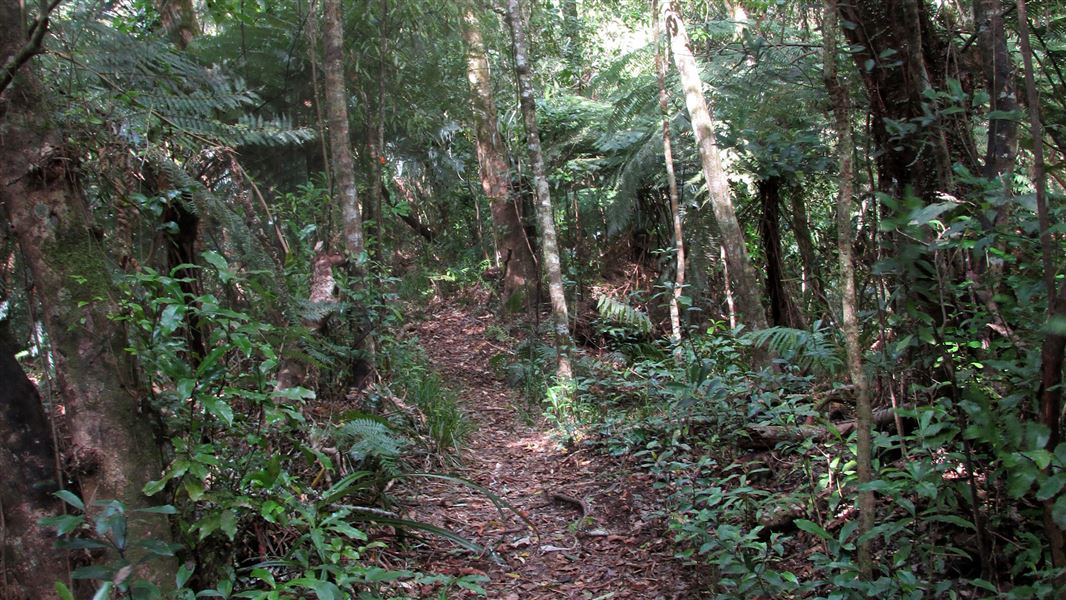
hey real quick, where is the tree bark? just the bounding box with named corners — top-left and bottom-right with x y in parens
top-left (973, 0), bottom-right (1018, 180)
top-left (664, 1), bottom-right (767, 333)
top-left (824, 0), bottom-right (875, 578)
top-left (322, 0), bottom-right (366, 269)
top-left (758, 177), bottom-right (803, 329)
top-left (835, 0), bottom-right (978, 202)
top-left (653, 0), bottom-right (686, 352)
top-left (365, 0), bottom-right (389, 264)
top-left (1015, 0), bottom-right (1066, 569)
top-left (157, 0), bottom-right (198, 50)
top-left (0, 319), bottom-right (65, 599)
top-left (463, 6), bottom-right (537, 310)
top-left (506, 0), bottom-right (573, 380)
top-left (0, 7), bottom-right (173, 584)
top-left (788, 190), bottom-right (826, 313)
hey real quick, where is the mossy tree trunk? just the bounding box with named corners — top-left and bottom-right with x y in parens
top-left (0, 1), bottom-right (173, 584)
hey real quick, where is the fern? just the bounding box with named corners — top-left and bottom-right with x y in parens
top-left (596, 295), bottom-right (653, 335)
top-left (334, 417), bottom-right (406, 479)
top-left (741, 323), bottom-right (844, 374)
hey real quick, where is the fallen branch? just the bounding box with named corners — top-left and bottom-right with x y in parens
top-left (741, 406), bottom-right (907, 449)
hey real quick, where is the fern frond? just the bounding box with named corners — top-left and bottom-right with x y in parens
top-left (596, 295), bottom-right (652, 335)
top-left (741, 324), bottom-right (843, 374)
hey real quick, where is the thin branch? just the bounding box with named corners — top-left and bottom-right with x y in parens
top-left (0, 0), bottom-right (64, 97)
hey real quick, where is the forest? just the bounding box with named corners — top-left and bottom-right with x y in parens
top-left (1, 0), bottom-right (1065, 598)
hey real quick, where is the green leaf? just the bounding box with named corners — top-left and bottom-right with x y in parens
top-left (1023, 449), bottom-right (1053, 470)
top-left (176, 562), bottom-right (195, 588)
top-left (927, 514), bottom-right (974, 529)
top-left (907, 201), bottom-right (957, 226)
top-left (159, 304), bottom-right (183, 334)
top-left (1054, 495), bottom-right (1066, 531)
top-left (250, 568), bottom-right (276, 588)
top-left (40, 514), bottom-right (84, 536)
top-left (1007, 468), bottom-right (1037, 498)
top-left (139, 539), bottom-right (178, 557)
top-left (201, 250), bottom-right (229, 274)
top-left (184, 478), bottom-right (205, 501)
top-left (134, 504), bottom-right (178, 515)
top-left (56, 582), bottom-right (76, 600)
top-left (1036, 473), bottom-right (1066, 501)
top-left (290, 578), bottom-right (342, 600)
top-left (92, 582), bottom-right (114, 600)
top-left (794, 519), bottom-right (832, 540)
top-left (54, 490), bottom-right (85, 511)
top-left (176, 378), bottom-right (196, 401)
top-left (204, 397), bottom-right (234, 426)
top-left (143, 478), bottom-right (167, 497)
top-left (72, 565), bottom-right (111, 580)
top-left (220, 509), bottom-right (238, 541)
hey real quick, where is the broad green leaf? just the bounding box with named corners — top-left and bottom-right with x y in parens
top-left (220, 509), bottom-right (238, 540)
top-left (54, 489), bottom-right (84, 511)
top-left (184, 478), bottom-right (205, 501)
top-left (40, 514), bottom-right (84, 536)
top-left (794, 519), bottom-right (832, 540)
top-left (907, 201), bottom-right (957, 226)
top-left (1036, 473), bottom-right (1066, 501)
top-left (176, 562), bottom-right (195, 588)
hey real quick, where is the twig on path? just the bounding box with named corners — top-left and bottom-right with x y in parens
top-left (542, 490), bottom-right (591, 518)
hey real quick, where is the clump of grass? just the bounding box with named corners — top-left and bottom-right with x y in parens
top-left (408, 371), bottom-right (472, 458)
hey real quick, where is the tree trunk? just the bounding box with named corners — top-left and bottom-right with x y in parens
top-left (824, 0), bottom-right (875, 578)
top-left (322, 0), bottom-right (366, 268)
top-left (0, 319), bottom-right (66, 598)
top-left (506, 0), bottom-right (573, 380)
top-left (0, 11), bottom-right (173, 585)
top-left (664, 1), bottom-right (767, 333)
top-left (1015, 0), bottom-right (1066, 569)
top-left (463, 7), bottom-right (537, 310)
top-left (788, 190), bottom-right (826, 313)
top-left (366, 0), bottom-right (389, 264)
top-left (973, 0), bottom-right (1018, 181)
top-left (835, 0), bottom-right (978, 202)
top-left (157, 0), bottom-right (198, 49)
top-left (758, 177), bottom-right (803, 328)
top-left (562, 0), bottom-right (583, 91)
top-left (653, 0), bottom-right (686, 352)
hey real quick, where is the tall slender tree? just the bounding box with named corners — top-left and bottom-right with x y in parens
top-left (322, 0), bottom-right (366, 267)
top-left (463, 6), bottom-right (537, 309)
top-left (505, 0), bottom-right (573, 380)
top-left (652, 0), bottom-right (686, 352)
top-left (823, 0), bottom-right (875, 578)
top-left (663, 1), bottom-right (767, 333)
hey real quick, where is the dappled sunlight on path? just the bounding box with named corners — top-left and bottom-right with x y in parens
top-left (397, 301), bottom-right (702, 599)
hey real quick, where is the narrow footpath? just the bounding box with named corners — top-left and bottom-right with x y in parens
top-left (397, 300), bottom-right (700, 599)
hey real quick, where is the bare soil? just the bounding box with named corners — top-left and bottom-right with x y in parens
top-left (393, 299), bottom-right (703, 599)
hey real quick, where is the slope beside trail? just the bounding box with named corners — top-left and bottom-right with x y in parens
top-left (395, 299), bottom-right (702, 599)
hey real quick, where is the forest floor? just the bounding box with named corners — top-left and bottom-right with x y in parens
top-left (392, 295), bottom-right (703, 599)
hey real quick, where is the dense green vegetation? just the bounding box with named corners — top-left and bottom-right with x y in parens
top-left (1, 0), bottom-right (1065, 598)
